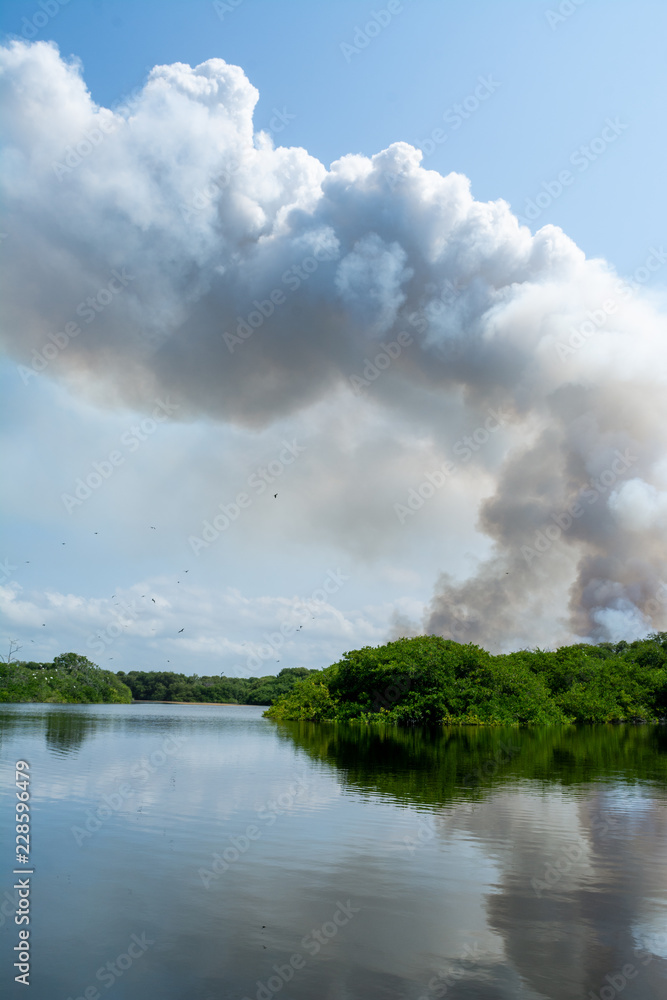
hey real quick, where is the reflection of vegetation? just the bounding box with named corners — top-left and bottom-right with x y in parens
top-left (265, 635), bottom-right (667, 725)
top-left (118, 667), bottom-right (318, 704)
top-left (45, 711), bottom-right (96, 755)
top-left (274, 721), bottom-right (667, 809)
top-left (0, 653), bottom-right (132, 703)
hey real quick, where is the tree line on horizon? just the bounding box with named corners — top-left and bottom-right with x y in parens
top-left (4, 635), bottom-right (667, 722)
top-left (116, 666), bottom-right (318, 705)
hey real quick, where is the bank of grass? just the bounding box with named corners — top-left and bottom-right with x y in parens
top-left (264, 634), bottom-right (667, 725)
top-left (0, 653), bottom-right (132, 703)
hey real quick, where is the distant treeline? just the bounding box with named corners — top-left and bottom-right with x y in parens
top-left (0, 658), bottom-right (319, 706)
top-left (265, 634), bottom-right (667, 725)
top-left (0, 653), bottom-right (132, 703)
top-left (116, 667), bottom-right (319, 705)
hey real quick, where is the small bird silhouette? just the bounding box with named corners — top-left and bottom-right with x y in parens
top-left (150, 526), bottom-right (156, 530)
top-left (178, 628), bottom-right (184, 633)
top-left (273, 493), bottom-right (278, 499)
top-left (151, 598), bottom-right (156, 603)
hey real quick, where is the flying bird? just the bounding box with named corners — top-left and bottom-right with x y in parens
top-left (273, 494), bottom-right (278, 499)
top-left (178, 628), bottom-right (184, 633)
top-left (151, 598), bottom-right (156, 603)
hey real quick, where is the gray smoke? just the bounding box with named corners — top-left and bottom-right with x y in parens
top-left (2, 41), bottom-right (667, 648)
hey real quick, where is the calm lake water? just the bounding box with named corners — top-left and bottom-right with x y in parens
top-left (1, 704), bottom-right (666, 1000)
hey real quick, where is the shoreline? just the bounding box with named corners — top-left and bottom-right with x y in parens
top-left (131, 699), bottom-right (255, 706)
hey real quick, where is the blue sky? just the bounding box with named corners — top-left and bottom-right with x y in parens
top-left (2, 0), bottom-right (667, 675)
top-left (3, 0), bottom-right (666, 272)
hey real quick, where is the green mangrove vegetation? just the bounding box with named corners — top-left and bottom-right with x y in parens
top-left (0, 659), bottom-right (320, 706)
top-left (116, 666), bottom-right (318, 705)
top-left (264, 634), bottom-right (667, 725)
top-left (0, 653), bottom-right (132, 703)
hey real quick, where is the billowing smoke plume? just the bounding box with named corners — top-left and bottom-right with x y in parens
top-left (2, 41), bottom-right (667, 648)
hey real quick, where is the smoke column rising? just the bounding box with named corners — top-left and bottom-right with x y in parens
top-left (2, 41), bottom-right (667, 649)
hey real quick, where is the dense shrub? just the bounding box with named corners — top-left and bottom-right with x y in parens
top-left (264, 633), bottom-right (667, 726)
top-left (0, 653), bottom-right (132, 704)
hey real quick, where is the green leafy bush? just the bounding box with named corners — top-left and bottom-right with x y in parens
top-left (0, 653), bottom-right (132, 704)
top-left (264, 633), bottom-right (667, 726)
